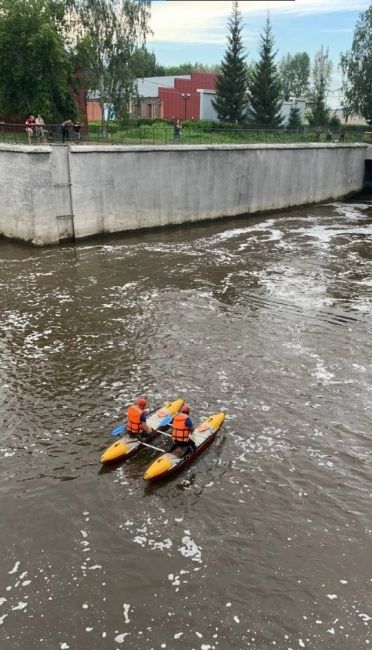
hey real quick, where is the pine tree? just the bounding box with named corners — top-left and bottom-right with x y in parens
top-left (307, 47), bottom-right (332, 127)
top-left (247, 17), bottom-right (283, 127)
top-left (212, 1), bottom-right (248, 123)
top-left (287, 105), bottom-right (303, 129)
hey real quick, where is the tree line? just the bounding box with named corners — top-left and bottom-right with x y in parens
top-left (0, 0), bottom-right (370, 126)
top-left (212, 1), bottom-right (371, 128)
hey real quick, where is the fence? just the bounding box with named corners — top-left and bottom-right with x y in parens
top-left (0, 121), bottom-right (369, 146)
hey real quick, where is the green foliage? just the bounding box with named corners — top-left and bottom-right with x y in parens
top-left (131, 47), bottom-right (165, 78)
top-left (247, 17), bottom-right (283, 127)
top-left (68, 0), bottom-right (151, 124)
top-left (0, 0), bottom-right (76, 121)
top-left (340, 6), bottom-right (372, 125)
top-left (162, 62), bottom-right (220, 76)
top-left (307, 47), bottom-right (332, 127)
top-left (212, 1), bottom-right (248, 124)
top-left (329, 114), bottom-right (341, 130)
top-left (287, 105), bottom-right (303, 129)
top-left (279, 52), bottom-right (310, 100)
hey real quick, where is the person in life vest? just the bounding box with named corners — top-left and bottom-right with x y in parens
top-left (170, 404), bottom-right (196, 453)
top-left (126, 398), bottom-right (152, 438)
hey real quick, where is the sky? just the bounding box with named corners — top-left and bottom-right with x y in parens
top-left (147, 0), bottom-right (371, 108)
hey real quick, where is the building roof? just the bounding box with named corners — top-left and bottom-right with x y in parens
top-left (136, 76), bottom-right (191, 98)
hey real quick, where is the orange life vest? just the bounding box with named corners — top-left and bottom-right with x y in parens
top-left (127, 404), bottom-right (144, 434)
top-left (172, 413), bottom-right (191, 443)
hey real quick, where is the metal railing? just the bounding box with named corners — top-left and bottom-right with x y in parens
top-left (0, 122), bottom-right (369, 146)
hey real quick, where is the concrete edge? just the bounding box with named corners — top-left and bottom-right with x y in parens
top-left (69, 143), bottom-right (368, 153)
top-left (0, 143), bottom-right (52, 154)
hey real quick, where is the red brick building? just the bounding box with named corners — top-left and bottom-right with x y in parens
top-left (158, 72), bottom-right (216, 120)
top-left (86, 72), bottom-right (218, 123)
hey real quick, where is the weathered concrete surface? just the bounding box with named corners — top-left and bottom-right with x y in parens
top-left (68, 143), bottom-right (368, 241)
top-left (366, 145), bottom-right (372, 160)
top-left (0, 142), bottom-right (368, 245)
top-left (0, 144), bottom-right (53, 245)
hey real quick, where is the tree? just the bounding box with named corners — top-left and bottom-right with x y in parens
top-left (340, 6), bottom-right (372, 125)
top-left (287, 104), bottom-right (303, 129)
top-left (279, 52), bottom-right (310, 100)
top-left (0, 0), bottom-right (76, 121)
top-left (67, 0), bottom-right (151, 125)
top-left (307, 47), bottom-right (332, 127)
top-left (247, 16), bottom-right (283, 127)
top-left (131, 47), bottom-right (165, 78)
top-left (163, 62), bottom-right (221, 76)
top-left (212, 1), bottom-right (248, 123)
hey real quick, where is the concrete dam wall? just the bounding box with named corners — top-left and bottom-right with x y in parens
top-left (0, 142), bottom-right (368, 246)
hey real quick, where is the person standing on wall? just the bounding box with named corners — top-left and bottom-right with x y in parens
top-left (174, 119), bottom-right (181, 141)
top-left (73, 120), bottom-right (82, 143)
top-left (35, 115), bottom-right (45, 143)
top-left (25, 115), bottom-right (35, 145)
top-left (61, 119), bottom-right (73, 143)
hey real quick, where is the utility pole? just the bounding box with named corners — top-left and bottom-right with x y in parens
top-left (181, 93), bottom-right (191, 119)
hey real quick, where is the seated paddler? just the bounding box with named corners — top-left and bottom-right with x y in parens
top-left (170, 404), bottom-right (196, 454)
top-left (126, 398), bottom-right (152, 438)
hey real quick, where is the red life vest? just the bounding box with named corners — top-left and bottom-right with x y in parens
top-left (172, 413), bottom-right (191, 443)
top-left (127, 405), bottom-right (144, 434)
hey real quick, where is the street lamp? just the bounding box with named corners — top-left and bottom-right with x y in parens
top-left (181, 93), bottom-right (190, 119)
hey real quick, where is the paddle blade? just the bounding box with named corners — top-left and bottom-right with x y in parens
top-left (112, 423), bottom-right (126, 437)
top-left (159, 415), bottom-right (172, 428)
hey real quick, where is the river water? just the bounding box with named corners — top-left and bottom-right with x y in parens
top-left (1, 198), bottom-right (372, 650)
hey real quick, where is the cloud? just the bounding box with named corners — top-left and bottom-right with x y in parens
top-left (148, 0), bottom-right (369, 44)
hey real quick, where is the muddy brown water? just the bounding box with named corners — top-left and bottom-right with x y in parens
top-left (1, 198), bottom-right (372, 650)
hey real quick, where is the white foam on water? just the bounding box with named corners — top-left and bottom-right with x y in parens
top-left (178, 535), bottom-right (202, 563)
top-left (0, 614), bottom-right (8, 625)
top-left (327, 594), bottom-right (338, 600)
top-left (60, 644), bottom-right (69, 649)
top-left (8, 561), bottom-right (20, 575)
top-left (12, 601), bottom-right (27, 610)
top-left (312, 360), bottom-right (335, 385)
top-left (115, 632), bottom-right (130, 643)
top-left (123, 603), bottom-right (131, 624)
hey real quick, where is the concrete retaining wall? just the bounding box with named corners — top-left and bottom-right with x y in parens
top-left (0, 142), bottom-right (368, 245)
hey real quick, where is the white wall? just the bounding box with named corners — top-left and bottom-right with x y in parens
top-left (281, 99), bottom-right (307, 126)
top-left (198, 90), bottom-right (218, 121)
top-left (0, 143), bottom-right (367, 245)
top-left (69, 143), bottom-right (367, 241)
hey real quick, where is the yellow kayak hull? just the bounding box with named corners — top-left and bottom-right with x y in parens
top-left (100, 398), bottom-right (184, 464)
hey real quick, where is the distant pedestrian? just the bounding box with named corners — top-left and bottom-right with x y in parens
top-left (25, 115), bottom-right (35, 145)
top-left (339, 128), bottom-right (346, 142)
top-left (174, 119), bottom-right (181, 141)
top-left (35, 114), bottom-right (45, 143)
top-left (61, 119), bottom-right (73, 143)
top-left (314, 126), bottom-right (321, 143)
top-left (326, 128), bottom-right (332, 142)
top-left (73, 120), bottom-right (82, 143)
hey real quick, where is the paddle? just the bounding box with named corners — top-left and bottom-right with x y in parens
top-left (138, 440), bottom-right (165, 453)
top-left (112, 423), bottom-right (127, 436)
